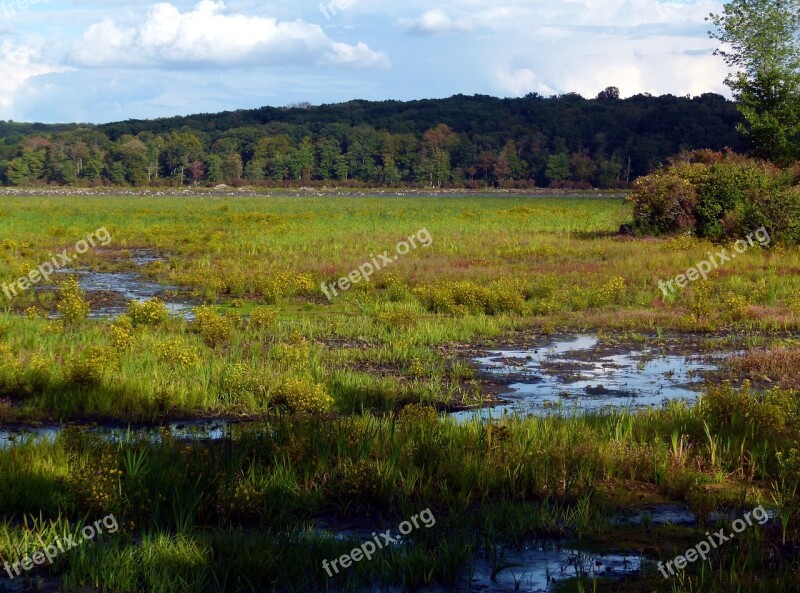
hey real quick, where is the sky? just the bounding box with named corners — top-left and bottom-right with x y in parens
top-left (0, 0), bottom-right (732, 124)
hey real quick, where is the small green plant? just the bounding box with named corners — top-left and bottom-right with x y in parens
top-left (193, 306), bottom-right (234, 347)
top-left (65, 345), bottom-right (120, 387)
top-left (109, 314), bottom-right (136, 351)
top-left (272, 377), bottom-right (333, 414)
top-left (56, 278), bottom-right (91, 325)
top-left (249, 307), bottom-right (278, 330)
top-left (157, 337), bottom-right (201, 369)
top-left (128, 298), bottom-right (169, 326)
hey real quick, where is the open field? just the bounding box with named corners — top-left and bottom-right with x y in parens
top-left (1, 195), bottom-right (799, 592)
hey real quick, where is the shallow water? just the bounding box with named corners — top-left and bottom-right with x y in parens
top-left (314, 528), bottom-right (642, 593)
top-left (453, 336), bottom-right (722, 420)
top-left (53, 249), bottom-right (192, 318)
top-left (0, 420), bottom-right (229, 450)
top-left (462, 543), bottom-right (641, 592)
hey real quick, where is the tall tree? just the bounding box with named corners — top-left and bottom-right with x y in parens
top-left (709, 0), bottom-right (800, 163)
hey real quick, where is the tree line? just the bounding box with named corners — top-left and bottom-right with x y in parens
top-left (0, 90), bottom-right (745, 189)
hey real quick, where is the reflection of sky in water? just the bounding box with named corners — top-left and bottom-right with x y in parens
top-left (454, 336), bottom-right (722, 420)
top-left (465, 544), bottom-right (641, 592)
top-left (310, 525), bottom-right (642, 593)
top-left (0, 421), bottom-right (228, 450)
top-left (53, 249), bottom-right (192, 319)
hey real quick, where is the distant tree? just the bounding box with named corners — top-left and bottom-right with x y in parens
top-left (162, 132), bottom-right (204, 185)
top-left (206, 154), bottom-right (222, 183)
top-left (107, 161), bottom-right (127, 185)
top-left (545, 153), bottom-right (571, 184)
top-left (188, 160), bottom-right (206, 185)
top-left (81, 152), bottom-right (103, 182)
top-left (255, 135), bottom-right (293, 181)
top-left (115, 137), bottom-right (149, 185)
top-left (244, 158), bottom-right (265, 183)
top-left (315, 137), bottom-right (342, 180)
top-left (418, 124), bottom-right (458, 187)
top-left (498, 140), bottom-right (527, 180)
top-left (709, 0), bottom-right (800, 163)
top-left (290, 137), bottom-right (315, 181)
top-left (596, 86), bottom-right (621, 101)
top-left (570, 150), bottom-right (595, 182)
top-left (5, 157), bottom-right (31, 185)
top-left (221, 153), bottom-right (243, 185)
top-left (476, 151), bottom-right (496, 181)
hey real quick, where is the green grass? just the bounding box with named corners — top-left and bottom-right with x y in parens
top-left (0, 194), bottom-right (799, 592)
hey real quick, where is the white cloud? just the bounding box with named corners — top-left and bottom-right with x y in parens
top-left (70, 0), bottom-right (389, 69)
top-left (398, 8), bottom-right (472, 35)
top-left (0, 41), bottom-right (71, 117)
top-left (495, 33), bottom-right (728, 99)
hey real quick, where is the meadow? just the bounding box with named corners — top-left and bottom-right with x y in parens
top-left (0, 194), bottom-right (799, 592)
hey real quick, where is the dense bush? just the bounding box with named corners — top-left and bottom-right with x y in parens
top-left (127, 298), bottom-right (169, 326)
top-left (629, 150), bottom-right (800, 242)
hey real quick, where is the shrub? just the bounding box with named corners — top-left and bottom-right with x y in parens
top-left (258, 271), bottom-right (316, 304)
top-left (127, 298), bottom-right (169, 326)
top-left (56, 278), bottom-right (91, 325)
top-left (218, 362), bottom-right (267, 404)
top-left (0, 343), bottom-right (20, 393)
top-left (193, 306), bottom-right (234, 347)
top-left (630, 150), bottom-right (792, 242)
top-left (413, 278), bottom-right (527, 316)
top-left (20, 353), bottom-right (53, 394)
top-left (629, 169), bottom-right (698, 235)
top-left (109, 314), bottom-right (135, 351)
top-left (745, 185), bottom-right (800, 244)
top-left (65, 346), bottom-right (119, 387)
top-left (268, 341), bottom-right (311, 370)
top-left (375, 303), bottom-right (420, 329)
top-left (272, 378), bottom-right (333, 414)
top-left (249, 307), bottom-right (278, 330)
top-left (703, 380), bottom-right (798, 437)
top-left (156, 337), bottom-right (201, 369)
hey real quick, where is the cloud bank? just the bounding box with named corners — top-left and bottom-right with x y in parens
top-left (70, 1), bottom-right (388, 69)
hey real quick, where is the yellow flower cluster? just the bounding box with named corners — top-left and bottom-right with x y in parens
top-left (67, 449), bottom-right (121, 513)
top-left (723, 294), bottom-right (750, 321)
top-left (259, 271), bottom-right (316, 303)
top-left (413, 278), bottom-right (527, 316)
top-left (157, 338), bottom-right (201, 369)
top-left (249, 307), bottom-right (277, 330)
top-left (408, 357), bottom-right (426, 377)
top-left (376, 307), bottom-right (419, 329)
top-left (269, 342), bottom-right (311, 370)
top-left (65, 345), bottom-right (119, 387)
top-left (589, 276), bottom-right (627, 307)
top-left (664, 235), bottom-right (699, 252)
top-left (56, 278), bottom-right (91, 325)
top-left (109, 314), bottom-right (136, 351)
top-left (0, 343), bottom-right (21, 391)
top-left (274, 378), bottom-right (333, 414)
top-left (193, 306), bottom-right (234, 347)
top-left (690, 281), bottom-right (714, 318)
top-left (218, 362), bottom-right (268, 404)
top-left (127, 298), bottom-right (169, 326)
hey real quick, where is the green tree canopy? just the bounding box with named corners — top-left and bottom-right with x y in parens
top-left (709, 0), bottom-right (800, 163)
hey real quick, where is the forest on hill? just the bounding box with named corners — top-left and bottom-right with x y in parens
top-left (0, 90), bottom-right (745, 189)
